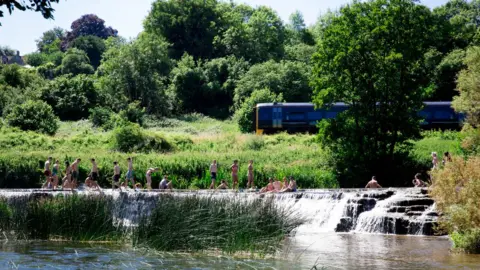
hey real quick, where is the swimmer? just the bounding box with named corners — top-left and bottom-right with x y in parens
top-left (112, 161), bottom-right (121, 189)
top-left (231, 160), bottom-right (239, 189)
top-left (217, 179), bottom-right (229, 190)
top-left (247, 160), bottom-right (254, 189)
top-left (365, 176), bottom-right (382, 188)
top-left (280, 177), bottom-right (297, 192)
top-left (159, 175), bottom-right (172, 190)
top-left (125, 157), bottom-right (135, 187)
top-left (412, 173), bottom-right (426, 187)
top-left (260, 178), bottom-right (274, 193)
top-left (209, 160), bottom-right (217, 189)
top-left (146, 167), bottom-right (159, 190)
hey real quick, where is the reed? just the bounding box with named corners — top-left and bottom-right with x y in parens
top-left (133, 194), bottom-right (303, 254)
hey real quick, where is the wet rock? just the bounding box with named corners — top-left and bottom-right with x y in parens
top-left (426, 212), bottom-right (439, 217)
top-left (387, 206), bottom-right (406, 213)
top-left (396, 198), bottom-right (434, 207)
top-left (405, 211), bottom-right (424, 217)
top-left (407, 205), bottom-right (429, 212)
top-left (335, 217), bottom-right (352, 232)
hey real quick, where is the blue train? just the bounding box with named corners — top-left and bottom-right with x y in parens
top-left (254, 102), bottom-right (463, 134)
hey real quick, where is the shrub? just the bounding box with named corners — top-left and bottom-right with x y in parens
top-left (119, 101), bottom-right (145, 126)
top-left (244, 135), bottom-right (265, 150)
top-left (112, 123), bottom-right (173, 153)
top-left (5, 100), bottom-right (59, 135)
top-left (451, 229), bottom-right (480, 253)
top-left (89, 107), bottom-right (113, 128)
top-left (430, 156), bottom-right (480, 253)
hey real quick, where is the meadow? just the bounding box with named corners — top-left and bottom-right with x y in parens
top-left (0, 114), bottom-right (463, 189)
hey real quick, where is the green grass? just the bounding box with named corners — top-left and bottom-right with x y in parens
top-left (0, 115), bottom-right (337, 189)
top-left (0, 114), bottom-right (464, 189)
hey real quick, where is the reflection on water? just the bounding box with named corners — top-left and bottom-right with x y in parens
top-left (1, 234), bottom-right (480, 269)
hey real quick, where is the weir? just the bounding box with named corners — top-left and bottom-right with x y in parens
top-left (0, 188), bottom-right (439, 236)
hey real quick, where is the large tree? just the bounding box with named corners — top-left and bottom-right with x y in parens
top-left (62, 14), bottom-right (117, 50)
top-left (98, 34), bottom-right (172, 115)
top-left (36, 27), bottom-right (65, 52)
top-left (311, 0), bottom-right (436, 187)
top-left (69, 35), bottom-right (106, 69)
top-left (144, 0), bottom-right (225, 60)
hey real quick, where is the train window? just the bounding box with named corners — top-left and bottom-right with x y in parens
top-left (287, 112), bottom-right (305, 120)
top-left (307, 112), bottom-right (323, 120)
top-left (434, 111), bottom-right (454, 119)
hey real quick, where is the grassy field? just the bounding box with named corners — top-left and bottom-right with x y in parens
top-left (0, 114), bottom-right (463, 189)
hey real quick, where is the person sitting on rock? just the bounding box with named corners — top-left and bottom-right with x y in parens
top-left (412, 173), bottom-right (426, 187)
top-left (365, 176), bottom-right (382, 188)
top-left (260, 178), bottom-right (274, 193)
top-left (217, 179), bottom-right (229, 190)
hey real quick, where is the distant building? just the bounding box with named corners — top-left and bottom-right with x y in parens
top-left (0, 50), bottom-right (25, 66)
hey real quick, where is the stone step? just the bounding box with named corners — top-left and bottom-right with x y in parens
top-left (395, 198), bottom-right (434, 207)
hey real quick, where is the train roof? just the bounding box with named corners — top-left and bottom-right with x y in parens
top-left (256, 101), bottom-right (452, 107)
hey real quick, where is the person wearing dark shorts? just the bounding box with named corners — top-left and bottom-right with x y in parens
top-left (209, 160), bottom-right (217, 189)
top-left (112, 161), bottom-right (121, 188)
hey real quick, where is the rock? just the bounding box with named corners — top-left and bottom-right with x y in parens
top-left (396, 198), bottom-right (434, 207)
top-left (407, 205), bottom-right (429, 212)
top-left (387, 206), bottom-right (406, 213)
top-left (426, 212), bottom-right (439, 217)
top-left (335, 217), bottom-right (352, 232)
top-left (405, 211), bottom-right (423, 216)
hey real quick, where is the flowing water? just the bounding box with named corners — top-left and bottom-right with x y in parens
top-left (1, 188), bottom-right (480, 269)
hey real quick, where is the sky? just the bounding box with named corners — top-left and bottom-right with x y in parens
top-left (0, 0), bottom-right (449, 55)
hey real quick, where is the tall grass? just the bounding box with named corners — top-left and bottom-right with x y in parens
top-left (134, 194), bottom-right (303, 254)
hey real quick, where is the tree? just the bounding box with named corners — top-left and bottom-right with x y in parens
top-left (5, 100), bottom-right (59, 135)
top-left (0, 45), bottom-right (16, 56)
top-left (60, 48), bottom-right (94, 75)
top-left (40, 74), bottom-right (98, 120)
top-left (453, 46), bottom-right (480, 127)
top-left (234, 88), bottom-right (284, 133)
top-left (234, 60), bottom-right (311, 110)
top-left (24, 52), bottom-right (47, 67)
top-left (98, 34), bottom-right (172, 115)
top-left (432, 49), bottom-right (467, 100)
top-left (62, 14), bottom-right (117, 49)
top-left (311, 0), bottom-right (436, 187)
top-left (215, 5), bottom-right (286, 63)
top-left (69, 35), bottom-right (106, 68)
top-left (144, 0), bottom-right (225, 60)
top-left (36, 27), bottom-right (65, 52)
top-left (168, 54), bottom-right (249, 118)
top-left (286, 11), bottom-right (315, 46)
top-left (0, 0), bottom-right (60, 24)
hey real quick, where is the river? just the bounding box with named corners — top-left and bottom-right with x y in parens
top-left (1, 234), bottom-right (479, 269)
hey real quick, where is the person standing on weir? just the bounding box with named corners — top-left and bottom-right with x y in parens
top-left (231, 160), bottom-right (239, 190)
top-left (209, 160), bottom-right (217, 189)
top-left (125, 157), bottom-right (135, 187)
top-left (247, 160), bottom-right (254, 189)
top-left (43, 157), bottom-right (52, 189)
top-left (365, 176), bottom-right (382, 188)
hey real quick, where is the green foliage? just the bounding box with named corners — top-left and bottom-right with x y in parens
top-left (24, 52), bottom-right (47, 67)
top-left (1, 64), bottom-right (23, 87)
top-left (4, 100), bottom-right (59, 135)
top-left (112, 123), bottom-right (173, 153)
top-left (145, 0), bottom-right (224, 59)
top-left (233, 60), bottom-right (311, 110)
top-left (311, 0), bottom-right (436, 187)
top-left (69, 35), bottom-right (106, 68)
top-left (431, 156), bottom-right (480, 253)
top-left (119, 101), bottom-right (145, 126)
top-left (98, 34), bottom-right (171, 115)
top-left (89, 107), bottom-right (113, 128)
top-left (40, 74), bottom-right (98, 120)
top-left (60, 48), bottom-right (94, 76)
top-left (36, 27), bottom-right (65, 52)
top-left (36, 62), bottom-right (57, 79)
top-left (0, 0), bottom-right (59, 22)
top-left (235, 88), bottom-right (284, 133)
top-left (134, 195), bottom-right (303, 253)
top-left (451, 229), bottom-right (480, 254)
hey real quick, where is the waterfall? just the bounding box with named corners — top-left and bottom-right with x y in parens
top-left (0, 188), bottom-right (440, 236)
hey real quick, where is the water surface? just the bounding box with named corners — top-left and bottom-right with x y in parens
top-left (1, 234), bottom-right (480, 269)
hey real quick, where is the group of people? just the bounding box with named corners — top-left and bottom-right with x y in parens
top-left (42, 157), bottom-right (299, 193)
top-left (431, 151), bottom-right (452, 170)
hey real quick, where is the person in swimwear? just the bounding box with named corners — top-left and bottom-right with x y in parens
top-left (246, 160), bottom-right (254, 189)
top-left (52, 159), bottom-right (60, 190)
top-left (280, 177), bottom-right (297, 192)
top-left (209, 160), bottom-right (217, 189)
top-left (412, 173), bottom-right (426, 187)
top-left (159, 174), bottom-right (172, 190)
top-left (125, 157), bottom-right (135, 187)
top-left (365, 176), bottom-right (382, 188)
top-left (71, 158), bottom-right (81, 189)
top-left (282, 177), bottom-right (288, 189)
top-left (217, 179), bottom-right (229, 190)
top-left (145, 167), bottom-right (159, 190)
top-left (260, 178), bottom-right (274, 193)
top-left (134, 183), bottom-right (143, 191)
top-left (231, 160), bottom-right (239, 189)
top-left (272, 178), bottom-right (282, 192)
top-left (62, 161), bottom-right (73, 190)
top-left (113, 161), bottom-right (121, 189)
top-left (43, 157), bottom-right (52, 189)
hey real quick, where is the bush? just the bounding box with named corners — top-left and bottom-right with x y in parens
top-left (119, 101), bottom-right (145, 126)
top-left (451, 229), bottom-right (480, 254)
top-left (112, 123), bottom-right (173, 153)
top-left (4, 100), bottom-right (59, 135)
top-left (89, 107), bottom-right (113, 128)
top-left (431, 156), bottom-right (480, 253)
top-left (235, 88), bottom-right (284, 133)
top-left (244, 135), bottom-right (265, 150)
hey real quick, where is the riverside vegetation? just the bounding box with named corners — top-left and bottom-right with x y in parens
top-left (0, 193), bottom-right (302, 254)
